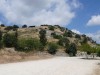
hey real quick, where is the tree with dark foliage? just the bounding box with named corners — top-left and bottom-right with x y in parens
top-left (39, 29), bottom-right (47, 46)
top-left (14, 30), bottom-right (18, 49)
top-left (22, 25), bottom-right (27, 28)
top-left (48, 43), bottom-right (58, 55)
top-left (3, 33), bottom-right (17, 47)
top-left (0, 24), bottom-right (5, 27)
top-left (66, 43), bottom-right (77, 56)
top-left (13, 25), bottom-right (19, 31)
top-left (0, 30), bottom-right (3, 49)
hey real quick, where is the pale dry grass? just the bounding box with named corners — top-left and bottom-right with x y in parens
top-left (0, 48), bottom-right (53, 64)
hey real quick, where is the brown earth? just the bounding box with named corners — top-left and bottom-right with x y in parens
top-left (0, 48), bottom-right (53, 64)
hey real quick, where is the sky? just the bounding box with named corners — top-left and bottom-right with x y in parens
top-left (0, 0), bottom-right (100, 43)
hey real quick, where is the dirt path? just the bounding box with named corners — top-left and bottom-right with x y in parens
top-left (0, 57), bottom-right (99, 75)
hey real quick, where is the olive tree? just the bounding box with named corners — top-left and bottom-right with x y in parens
top-left (39, 29), bottom-right (47, 46)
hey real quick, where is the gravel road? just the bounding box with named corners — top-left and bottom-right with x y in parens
top-left (0, 57), bottom-right (99, 75)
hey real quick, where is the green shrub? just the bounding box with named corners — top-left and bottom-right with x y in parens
top-left (58, 37), bottom-right (69, 47)
top-left (60, 27), bottom-right (65, 32)
top-left (51, 33), bottom-right (62, 39)
top-left (3, 33), bottom-right (17, 47)
top-left (63, 31), bottom-right (72, 37)
top-left (48, 25), bottom-right (55, 31)
top-left (75, 34), bottom-right (81, 39)
top-left (48, 43), bottom-right (58, 55)
top-left (16, 38), bottom-right (43, 52)
top-left (39, 29), bottom-right (47, 46)
top-left (22, 25), bottom-right (27, 28)
top-left (4, 26), bottom-right (13, 31)
top-left (97, 48), bottom-right (100, 57)
top-left (0, 24), bottom-right (5, 27)
top-left (0, 31), bottom-right (3, 49)
top-left (66, 43), bottom-right (77, 56)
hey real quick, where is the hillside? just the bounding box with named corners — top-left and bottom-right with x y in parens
top-left (0, 24), bottom-right (100, 63)
top-left (0, 25), bottom-right (97, 49)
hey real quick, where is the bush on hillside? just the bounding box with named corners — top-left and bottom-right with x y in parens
top-left (82, 37), bottom-right (88, 44)
top-left (97, 51), bottom-right (100, 57)
top-left (60, 27), bottom-right (65, 32)
top-left (48, 25), bottom-right (55, 31)
top-left (22, 25), bottom-right (27, 28)
top-left (0, 31), bottom-right (3, 48)
top-left (0, 24), bottom-right (5, 27)
top-left (97, 48), bottom-right (100, 57)
top-left (51, 32), bottom-right (62, 39)
top-left (75, 34), bottom-right (81, 39)
top-left (63, 31), bottom-right (72, 37)
top-left (66, 43), bottom-right (77, 56)
top-left (4, 26), bottom-right (13, 31)
top-left (58, 37), bottom-right (70, 47)
top-left (13, 25), bottom-right (19, 31)
top-left (48, 43), bottom-right (58, 55)
top-left (3, 33), bottom-right (17, 47)
top-left (39, 29), bottom-right (47, 46)
top-left (16, 38), bottom-right (43, 52)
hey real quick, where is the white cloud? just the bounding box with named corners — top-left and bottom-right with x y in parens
top-left (71, 29), bottom-right (100, 44)
top-left (86, 31), bottom-right (100, 44)
top-left (71, 29), bottom-right (81, 34)
top-left (0, 0), bottom-right (80, 26)
top-left (87, 15), bottom-right (100, 26)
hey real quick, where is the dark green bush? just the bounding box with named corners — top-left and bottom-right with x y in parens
top-left (75, 34), bottom-right (81, 39)
top-left (39, 29), bottom-right (47, 46)
top-left (51, 33), bottom-right (62, 39)
top-left (58, 37), bottom-right (69, 47)
top-left (63, 31), bottom-right (72, 37)
top-left (0, 24), bottom-right (5, 27)
top-left (48, 43), bottom-right (58, 55)
top-left (3, 33), bottom-right (17, 47)
top-left (66, 43), bottom-right (77, 56)
top-left (48, 25), bottom-right (55, 31)
top-left (0, 31), bottom-right (3, 48)
top-left (97, 49), bottom-right (100, 57)
top-left (82, 37), bottom-right (88, 44)
top-left (22, 25), bottom-right (27, 28)
top-left (4, 26), bottom-right (13, 31)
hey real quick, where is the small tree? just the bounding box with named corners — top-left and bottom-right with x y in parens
top-left (97, 49), bottom-right (100, 57)
top-left (0, 24), bottom-right (5, 27)
top-left (63, 31), bottom-right (72, 37)
top-left (3, 33), bottom-right (17, 47)
top-left (82, 37), bottom-right (88, 44)
top-left (51, 32), bottom-right (62, 39)
top-left (58, 37), bottom-right (70, 47)
top-left (66, 43), bottom-right (77, 56)
top-left (48, 43), bottom-right (58, 55)
top-left (48, 25), bottom-right (55, 31)
top-left (75, 34), bottom-right (81, 39)
top-left (13, 25), bottom-right (19, 31)
top-left (4, 26), bottom-right (13, 31)
top-left (39, 29), bottom-right (47, 46)
top-left (22, 25), bottom-right (27, 28)
top-left (0, 31), bottom-right (3, 49)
